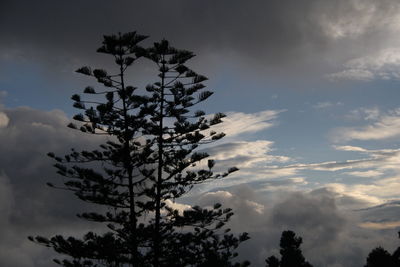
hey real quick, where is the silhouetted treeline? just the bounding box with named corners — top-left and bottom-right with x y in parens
top-left (266, 230), bottom-right (400, 267)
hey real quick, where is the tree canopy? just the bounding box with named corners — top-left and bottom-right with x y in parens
top-left (364, 232), bottom-right (400, 267)
top-left (266, 230), bottom-right (313, 267)
top-left (29, 32), bottom-right (249, 267)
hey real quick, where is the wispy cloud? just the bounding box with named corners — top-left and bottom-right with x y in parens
top-left (212, 110), bottom-right (285, 138)
top-left (205, 140), bottom-right (290, 168)
top-left (327, 69), bottom-right (374, 81)
top-left (324, 175), bottom-right (400, 206)
top-left (345, 107), bottom-right (380, 121)
top-left (258, 145), bottom-right (400, 205)
top-left (347, 170), bottom-right (384, 178)
top-left (278, 145), bottom-right (400, 173)
top-left (359, 221), bottom-right (400, 229)
top-left (313, 101), bottom-right (343, 109)
top-left (328, 48), bottom-right (400, 81)
top-left (196, 140), bottom-right (293, 192)
top-left (332, 107), bottom-right (400, 142)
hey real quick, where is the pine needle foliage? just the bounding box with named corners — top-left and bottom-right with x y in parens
top-left (30, 32), bottom-right (150, 266)
top-left (266, 230), bottom-right (313, 267)
top-left (140, 39), bottom-right (248, 266)
top-left (29, 32), bottom-right (249, 267)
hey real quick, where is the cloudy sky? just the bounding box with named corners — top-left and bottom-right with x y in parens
top-left (2, 0), bottom-right (400, 266)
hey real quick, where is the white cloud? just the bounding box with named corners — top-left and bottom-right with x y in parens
top-left (345, 107), bottom-right (380, 121)
top-left (328, 69), bottom-right (374, 81)
top-left (334, 145), bottom-right (368, 152)
top-left (332, 107), bottom-right (400, 142)
top-left (247, 144), bottom-right (400, 208)
top-left (324, 183), bottom-right (382, 206)
top-left (194, 109), bottom-right (292, 190)
top-left (205, 140), bottom-right (290, 169)
top-left (290, 146), bottom-right (400, 174)
top-left (0, 112), bottom-right (9, 128)
top-left (164, 199), bottom-right (191, 214)
top-left (278, 158), bottom-right (376, 172)
top-left (325, 175), bottom-right (400, 206)
top-left (211, 110), bottom-right (285, 137)
top-left (347, 170), bottom-right (383, 178)
top-left (328, 48), bottom-right (400, 81)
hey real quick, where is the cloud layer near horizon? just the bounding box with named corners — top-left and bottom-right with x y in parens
top-left (0, 104), bottom-right (399, 266)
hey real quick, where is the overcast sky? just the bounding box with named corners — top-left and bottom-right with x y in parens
top-left (2, 1), bottom-right (400, 266)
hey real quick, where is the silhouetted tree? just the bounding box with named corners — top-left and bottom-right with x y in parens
top-left (265, 256), bottom-right (280, 267)
top-left (29, 32), bottom-right (249, 267)
top-left (392, 232), bottom-right (400, 263)
top-left (29, 32), bottom-right (149, 266)
top-left (365, 232), bottom-right (400, 267)
top-left (266, 230), bottom-right (313, 267)
top-left (139, 39), bottom-right (248, 266)
top-left (365, 247), bottom-right (395, 267)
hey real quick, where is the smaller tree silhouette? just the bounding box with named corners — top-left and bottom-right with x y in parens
top-left (265, 256), bottom-right (280, 267)
top-left (266, 230), bottom-right (313, 267)
top-left (365, 247), bottom-right (395, 267)
top-left (365, 232), bottom-right (400, 267)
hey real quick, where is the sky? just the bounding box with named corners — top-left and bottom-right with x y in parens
top-left (2, 0), bottom-right (400, 266)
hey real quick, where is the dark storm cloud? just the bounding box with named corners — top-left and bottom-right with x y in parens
top-left (3, 0), bottom-right (400, 77)
top-left (1, 0), bottom-right (318, 62)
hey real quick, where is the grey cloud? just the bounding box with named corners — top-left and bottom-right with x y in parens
top-left (0, 1), bottom-right (319, 62)
top-left (194, 185), bottom-right (400, 267)
top-left (0, 106), bottom-right (105, 266)
top-left (2, 0), bottom-right (400, 81)
top-left (271, 190), bottom-right (346, 247)
top-left (359, 201), bottom-right (400, 223)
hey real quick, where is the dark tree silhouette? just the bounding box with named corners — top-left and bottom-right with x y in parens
top-left (365, 232), bottom-right (400, 267)
top-left (266, 230), bottom-right (313, 267)
top-left (265, 256), bottom-right (280, 267)
top-left (29, 32), bottom-right (149, 266)
top-left (365, 247), bottom-right (395, 267)
top-left (29, 32), bottom-right (249, 267)
top-left (139, 39), bottom-right (248, 266)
